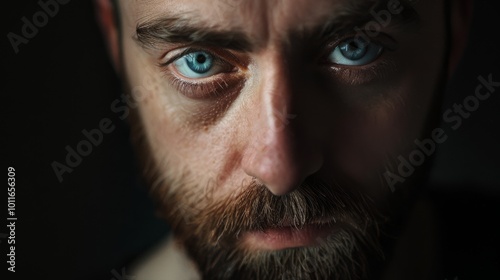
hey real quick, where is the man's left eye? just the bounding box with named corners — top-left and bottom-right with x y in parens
top-left (329, 38), bottom-right (383, 66)
top-left (173, 51), bottom-right (227, 78)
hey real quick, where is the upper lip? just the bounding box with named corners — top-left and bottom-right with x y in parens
top-left (266, 217), bottom-right (337, 229)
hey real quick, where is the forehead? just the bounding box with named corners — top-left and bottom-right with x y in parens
top-left (124, 0), bottom-right (392, 41)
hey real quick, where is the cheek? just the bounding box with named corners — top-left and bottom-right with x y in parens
top-left (331, 67), bottom-right (443, 186)
top-left (327, 97), bottom-right (410, 187)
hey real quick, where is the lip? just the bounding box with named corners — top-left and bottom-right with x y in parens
top-left (242, 223), bottom-right (337, 251)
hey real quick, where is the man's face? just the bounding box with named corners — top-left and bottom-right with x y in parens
top-left (116, 0), bottom-right (446, 278)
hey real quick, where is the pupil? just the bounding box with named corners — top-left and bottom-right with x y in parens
top-left (340, 39), bottom-right (368, 60)
top-left (196, 54), bottom-right (206, 63)
top-left (348, 42), bottom-right (360, 51)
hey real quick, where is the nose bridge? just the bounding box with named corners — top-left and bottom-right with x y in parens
top-left (259, 52), bottom-right (294, 146)
top-left (241, 50), bottom-right (321, 196)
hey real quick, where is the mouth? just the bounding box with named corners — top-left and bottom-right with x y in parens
top-left (241, 222), bottom-right (339, 251)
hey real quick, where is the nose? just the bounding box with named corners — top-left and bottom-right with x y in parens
top-left (241, 53), bottom-right (322, 196)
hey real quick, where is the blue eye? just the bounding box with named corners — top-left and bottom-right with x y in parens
top-left (174, 51), bottom-right (220, 78)
top-left (329, 38), bottom-right (383, 66)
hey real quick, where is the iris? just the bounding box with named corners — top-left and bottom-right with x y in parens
top-left (330, 38), bottom-right (383, 66)
top-left (174, 51), bottom-right (215, 78)
top-left (339, 39), bottom-right (369, 61)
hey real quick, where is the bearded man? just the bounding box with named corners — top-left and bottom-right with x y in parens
top-left (94, 0), bottom-right (473, 279)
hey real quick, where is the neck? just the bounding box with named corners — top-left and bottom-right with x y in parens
top-left (131, 234), bottom-right (201, 280)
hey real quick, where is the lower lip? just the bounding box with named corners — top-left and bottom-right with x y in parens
top-left (242, 224), bottom-right (336, 250)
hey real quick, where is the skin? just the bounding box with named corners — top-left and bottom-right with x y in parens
top-left (95, 0), bottom-right (472, 279)
top-left (122, 0), bottom-right (443, 197)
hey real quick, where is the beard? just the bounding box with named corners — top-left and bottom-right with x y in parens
top-left (139, 156), bottom-right (390, 280)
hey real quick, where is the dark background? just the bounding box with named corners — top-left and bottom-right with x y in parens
top-left (2, 0), bottom-right (500, 279)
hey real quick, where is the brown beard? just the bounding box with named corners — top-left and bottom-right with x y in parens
top-left (148, 167), bottom-right (388, 280)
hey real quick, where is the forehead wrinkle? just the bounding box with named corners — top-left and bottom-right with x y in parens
top-left (133, 0), bottom-right (419, 53)
top-left (134, 1), bottom-right (272, 51)
top-left (145, 1), bottom-right (268, 30)
top-left (133, 0), bottom-right (340, 50)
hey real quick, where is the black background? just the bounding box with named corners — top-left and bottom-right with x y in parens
top-left (2, 0), bottom-right (500, 279)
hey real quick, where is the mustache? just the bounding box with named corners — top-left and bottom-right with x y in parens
top-left (162, 176), bottom-right (385, 246)
top-left (151, 175), bottom-right (388, 280)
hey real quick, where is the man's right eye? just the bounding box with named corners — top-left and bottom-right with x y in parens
top-left (159, 48), bottom-right (244, 99)
top-left (173, 51), bottom-right (228, 79)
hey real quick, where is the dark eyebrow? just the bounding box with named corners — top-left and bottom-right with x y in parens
top-left (134, 0), bottom-right (420, 52)
top-left (311, 0), bottom-right (420, 42)
top-left (135, 16), bottom-right (255, 52)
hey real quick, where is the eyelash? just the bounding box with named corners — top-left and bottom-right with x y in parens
top-left (318, 34), bottom-right (397, 85)
top-left (167, 72), bottom-right (241, 99)
top-left (159, 33), bottom-right (396, 99)
top-left (159, 48), bottom-right (243, 99)
top-left (326, 59), bottom-right (396, 86)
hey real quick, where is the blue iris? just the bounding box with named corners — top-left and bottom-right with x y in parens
top-left (329, 38), bottom-right (383, 66)
top-left (339, 39), bottom-right (369, 61)
top-left (183, 52), bottom-right (214, 74)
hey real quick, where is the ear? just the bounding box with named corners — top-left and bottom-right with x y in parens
top-left (94, 0), bottom-right (121, 72)
top-left (447, 0), bottom-right (474, 77)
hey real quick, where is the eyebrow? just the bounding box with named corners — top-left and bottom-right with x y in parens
top-left (310, 0), bottom-right (420, 43)
top-left (134, 0), bottom-right (420, 52)
top-left (135, 15), bottom-right (254, 52)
